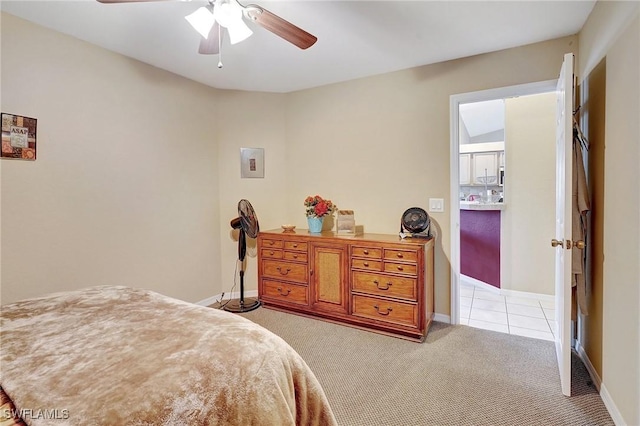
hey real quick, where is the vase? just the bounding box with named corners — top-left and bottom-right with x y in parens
top-left (307, 216), bottom-right (324, 233)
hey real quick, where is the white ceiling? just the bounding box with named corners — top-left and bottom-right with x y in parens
top-left (0, 0), bottom-right (596, 93)
top-left (460, 99), bottom-right (505, 138)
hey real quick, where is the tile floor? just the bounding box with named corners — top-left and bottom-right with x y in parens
top-left (459, 280), bottom-right (556, 341)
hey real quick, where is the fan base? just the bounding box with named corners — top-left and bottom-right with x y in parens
top-left (223, 298), bottom-right (261, 313)
top-left (399, 231), bottom-right (431, 239)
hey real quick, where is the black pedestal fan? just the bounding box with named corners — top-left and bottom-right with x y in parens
top-left (223, 199), bottom-right (261, 313)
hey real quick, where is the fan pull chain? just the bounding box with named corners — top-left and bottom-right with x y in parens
top-left (217, 23), bottom-right (223, 69)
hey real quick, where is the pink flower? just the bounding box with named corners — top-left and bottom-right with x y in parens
top-left (314, 202), bottom-right (328, 217)
top-left (304, 195), bottom-right (336, 218)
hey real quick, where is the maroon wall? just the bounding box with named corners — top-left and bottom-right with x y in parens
top-left (460, 209), bottom-right (501, 288)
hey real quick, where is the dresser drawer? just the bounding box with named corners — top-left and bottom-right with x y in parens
top-left (262, 239), bottom-right (284, 249)
top-left (261, 280), bottom-right (308, 306)
top-left (261, 248), bottom-right (283, 259)
top-left (384, 262), bottom-right (418, 276)
top-left (352, 271), bottom-right (417, 301)
top-left (284, 241), bottom-right (308, 251)
top-left (384, 249), bottom-right (418, 263)
top-left (351, 258), bottom-right (383, 271)
top-left (284, 251), bottom-right (308, 262)
top-left (352, 295), bottom-right (418, 328)
top-left (351, 246), bottom-right (382, 259)
top-left (262, 260), bottom-right (307, 284)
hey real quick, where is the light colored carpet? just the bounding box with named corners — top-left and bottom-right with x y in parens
top-left (240, 307), bottom-right (613, 426)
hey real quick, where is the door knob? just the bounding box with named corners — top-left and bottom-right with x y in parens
top-left (551, 239), bottom-right (563, 248)
top-left (573, 240), bottom-right (586, 249)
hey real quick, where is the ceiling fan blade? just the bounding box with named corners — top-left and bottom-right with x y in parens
top-left (199, 22), bottom-right (221, 55)
top-left (244, 5), bottom-right (317, 50)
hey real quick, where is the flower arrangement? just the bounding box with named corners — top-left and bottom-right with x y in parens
top-left (304, 195), bottom-right (337, 218)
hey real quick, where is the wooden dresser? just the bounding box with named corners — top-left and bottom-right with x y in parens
top-left (257, 229), bottom-right (434, 342)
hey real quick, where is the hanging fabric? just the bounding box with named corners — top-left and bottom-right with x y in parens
top-left (571, 114), bottom-right (590, 320)
top-left (573, 117), bottom-right (590, 151)
top-left (572, 106), bottom-right (589, 151)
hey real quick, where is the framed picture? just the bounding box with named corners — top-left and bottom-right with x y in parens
top-left (336, 210), bottom-right (356, 234)
top-left (240, 148), bottom-right (264, 178)
top-left (1, 113), bottom-right (37, 160)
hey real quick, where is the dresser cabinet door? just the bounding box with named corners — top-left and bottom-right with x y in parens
top-left (310, 243), bottom-right (348, 315)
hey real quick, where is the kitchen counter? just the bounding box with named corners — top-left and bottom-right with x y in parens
top-left (460, 208), bottom-right (501, 288)
top-left (460, 201), bottom-right (505, 211)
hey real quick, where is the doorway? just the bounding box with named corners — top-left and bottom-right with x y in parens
top-left (450, 81), bottom-right (558, 340)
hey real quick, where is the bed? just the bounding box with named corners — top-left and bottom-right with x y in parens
top-left (0, 286), bottom-right (337, 425)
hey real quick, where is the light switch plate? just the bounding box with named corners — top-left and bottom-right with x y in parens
top-left (429, 198), bottom-right (444, 213)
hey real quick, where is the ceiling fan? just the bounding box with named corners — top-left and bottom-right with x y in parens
top-left (97, 0), bottom-right (317, 62)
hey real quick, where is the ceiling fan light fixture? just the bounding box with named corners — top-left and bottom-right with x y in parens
top-left (185, 6), bottom-right (216, 39)
top-left (213, 1), bottom-right (240, 28)
top-left (226, 19), bottom-right (253, 45)
top-left (214, 1), bottom-right (253, 44)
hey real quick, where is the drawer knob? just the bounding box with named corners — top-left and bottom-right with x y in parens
top-left (397, 253), bottom-right (404, 258)
top-left (375, 280), bottom-right (392, 291)
top-left (269, 250), bottom-right (274, 255)
top-left (363, 262), bottom-right (369, 267)
top-left (293, 254), bottom-right (298, 259)
top-left (293, 244), bottom-right (298, 248)
top-left (363, 250), bottom-right (369, 255)
top-left (374, 305), bottom-right (393, 316)
top-left (397, 266), bottom-right (404, 271)
top-left (276, 266), bottom-right (291, 275)
top-left (268, 241), bottom-right (274, 245)
top-left (277, 287), bottom-right (291, 296)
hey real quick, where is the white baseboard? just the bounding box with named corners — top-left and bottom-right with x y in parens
top-left (461, 274), bottom-right (501, 293)
top-left (500, 288), bottom-right (554, 302)
top-left (195, 290), bottom-right (258, 307)
top-left (433, 313), bottom-right (451, 323)
top-left (600, 383), bottom-right (626, 426)
top-left (574, 340), bottom-right (602, 391)
top-left (461, 274), bottom-right (554, 302)
top-left (195, 294), bottom-right (219, 307)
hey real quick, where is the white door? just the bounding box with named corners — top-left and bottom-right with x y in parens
top-left (553, 52), bottom-right (574, 397)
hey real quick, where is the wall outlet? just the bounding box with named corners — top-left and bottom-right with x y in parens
top-left (429, 198), bottom-right (444, 213)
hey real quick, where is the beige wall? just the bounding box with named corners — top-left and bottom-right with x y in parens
top-left (602, 15), bottom-right (640, 423)
top-left (580, 56), bottom-right (606, 391)
top-left (0, 13), bottom-right (3, 306)
top-left (578, 0), bottom-right (640, 80)
top-left (502, 93), bottom-right (556, 295)
top-left (1, 13), bottom-right (221, 304)
top-left (285, 37), bottom-right (577, 315)
top-left (582, 5), bottom-right (639, 425)
top-left (215, 90), bottom-right (288, 295)
top-left (1, 12), bottom-right (578, 316)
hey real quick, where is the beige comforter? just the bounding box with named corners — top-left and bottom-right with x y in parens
top-left (0, 286), bottom-right (336, 426)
